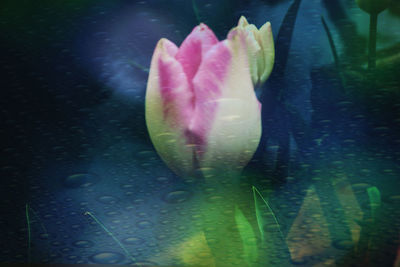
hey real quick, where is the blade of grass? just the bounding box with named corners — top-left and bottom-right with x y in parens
top-left (84, 211), bottom-right (138, 265)
top-left (25, 204), bottom-right (50, 262)
top-left (253, 186), bottom-right (265, 242)
top-left (25, 204), bottom-right (31, 263)
top-left (28, 206), bottom-right (49, 239)
top-left (252, 186), bottom-right (284, 243)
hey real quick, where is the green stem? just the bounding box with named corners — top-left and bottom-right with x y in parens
top-left (367, 186), bottom-right (381, 222)
top-left (368, 13), bottom-right (378, 70)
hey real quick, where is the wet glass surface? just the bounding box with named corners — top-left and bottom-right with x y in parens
top-left (1, 0), bottom-right (400, 266)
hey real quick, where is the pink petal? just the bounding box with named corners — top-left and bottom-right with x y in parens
top-left (191, 32), bottom-right (261, 172)
top-left (162, 38), bottom-right (179, 57)
top-left (157, 42), bottom-right (194, 128)
top-left (188, 40), bottom-right (232, 156)
top-left (145, 38), bottom-right (195, 177)
top-left (175, 23), bottom-right (219, 86)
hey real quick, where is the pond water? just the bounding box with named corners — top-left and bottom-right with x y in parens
top-left (1, 0), bottom-right (400, 266)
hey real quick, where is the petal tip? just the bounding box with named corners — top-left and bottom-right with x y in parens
top-left (157, 38), bottom-right (170, 46)
top-left (227, 28), bottom-right (238, 40)
top-left (183, 23), bottom-right (218, 46)
top-left (260, 21), bottom-right (272, 33)
top-left (238, 16), bottom-right (249, 27)
top-left (156, 38), bottom-right (178, 58)
top-left (193, 23), bottom-right (213, 34)
top-left (198, 23), bottom-right (209, 30)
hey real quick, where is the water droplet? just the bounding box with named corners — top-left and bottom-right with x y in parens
top-left (156, 176), bottom-right (169, 183)
top-left (51, 241), bottom-right (64, 247)
top-left (203, 187), bottom-right (217, 194)
top-left (89, 252), bottom-right (124, 264)
top-left (63, 173), bottom-right (100, 188)
top-left (122, 237), bottom-right (144, 245)
top-left (121, 184), bottom-right (134, 189)
top-left (97, 195), bottom-right (119, 204)
top-left (206, 195), bottom-right (223, 203)
top-left (351, 183), bottom-right (371, 193)
top-left (67, 254), bottom-right (79, 261)
top-left (105, 211), bottom-right (121, 217)
top-left (383, 194), bottom-right (400, 204)
top-left (131, 261), bottom-right (159, 266)
top-left (136, 220), bottom-right (153, 229)
top-left (133, 198), bottom-right (145, 205)
top-left (163, 190), bottom-right (191, 204)
top-left (73, 240), bottom-right (94, 248)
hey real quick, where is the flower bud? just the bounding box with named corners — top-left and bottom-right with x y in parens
top-left (145, 24), bottom-right (261, 178)
top-left (228, 16), bottom-right (275, 87)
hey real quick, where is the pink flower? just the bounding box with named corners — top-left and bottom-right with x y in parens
top-left (145, 24), bottom-right (261, 178)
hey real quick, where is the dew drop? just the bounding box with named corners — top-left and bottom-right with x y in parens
top-left (73, 240), bottom-right (94, 248)
top-left (63, 173), bottom-right (100, 188)
top-left (163, 190), bottom-right (191, 204)
top-left (89, 252), bottom-right (124, 264)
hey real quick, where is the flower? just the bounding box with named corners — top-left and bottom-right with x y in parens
top-left (355, 0), bottom-right (390, 14)
top-left (145, 24), bottom-right (261, 179)
top-left (228, 16), bottom-right (275, 87)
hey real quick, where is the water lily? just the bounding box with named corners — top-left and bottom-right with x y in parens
top-left (145, 23), bottom-right (261, 180)
top-left (228, 16), bottom-right (275, 87)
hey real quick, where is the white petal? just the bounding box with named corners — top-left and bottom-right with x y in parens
top-left (258, 22), bottom-right (275, 84)
top-left (194, 32), bottom-right (262, 177)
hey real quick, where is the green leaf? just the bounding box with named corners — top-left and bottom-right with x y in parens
top-left (235, 205), bottom-right (258, 265)
top-left (367, 186), bottom-right (381, 220)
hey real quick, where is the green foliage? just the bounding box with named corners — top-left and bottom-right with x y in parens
top-left (235, 206), bottom-right (258, 265)
top-left (367, 186), bottom-right (381, 220)
top-left (252, 186), bottom-right (284, 244)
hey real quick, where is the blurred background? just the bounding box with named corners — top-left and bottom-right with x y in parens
top-left (1, 0), bottom-right (399, 266)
